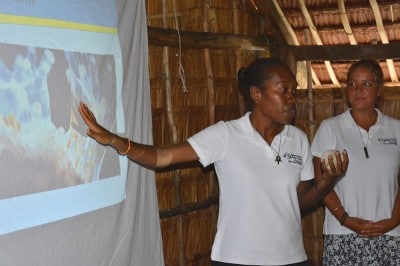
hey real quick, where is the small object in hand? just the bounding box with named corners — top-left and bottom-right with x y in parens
top-left (321, 149), bottom-right (343, 170)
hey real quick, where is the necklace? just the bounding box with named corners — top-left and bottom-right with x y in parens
top-left (358, 126), bottom-right (370, 159)
top-left (250, 115), bottom-right (283, 164)
top-left (270, 132), bottom-right (282, 164)
top-left (352, 110), bottom-right (377, 159)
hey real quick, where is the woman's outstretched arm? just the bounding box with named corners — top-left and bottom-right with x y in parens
top-left (78, 102), bottom-right (199, 169)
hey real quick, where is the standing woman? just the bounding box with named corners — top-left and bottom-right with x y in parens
top-left (79, 57), bottom-right (348, 266)
top-left (311, 59), bottom-right (400, 265)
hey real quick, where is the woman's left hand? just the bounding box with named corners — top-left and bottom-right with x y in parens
top-left (319, 150), bottom-right (349, 187)
top-left (358, 218), bottom-right (399, 237)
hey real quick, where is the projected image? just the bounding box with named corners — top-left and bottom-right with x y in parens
top-left (0, 43), bottom-right (119, 200)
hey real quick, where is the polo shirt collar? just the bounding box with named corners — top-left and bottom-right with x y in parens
top-left (242, 112), bottom-right (289, 142)
top-left (342, 108), bottom-right (383, 128)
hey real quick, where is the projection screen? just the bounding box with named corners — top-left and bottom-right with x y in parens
top-left (0, 0), bottom-right (164, 265)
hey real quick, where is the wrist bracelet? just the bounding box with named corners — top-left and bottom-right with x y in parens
top-left (339, 211), bottom-right (348, 226)
top-left (119, 138), bottom-right (131, 155)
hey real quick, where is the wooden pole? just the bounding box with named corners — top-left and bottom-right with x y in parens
top-left (233, 0), bottom-right (245, 114)
top-left (203, 3), bottom-right (215, 126)
top-left (161, 0), bottom-right (184, 265)
top-left (147, 26), bottom-right (269, 51)
top-left (304, 28), bottom-right (319, 266)
top-left (161, 3), bottom-right (177, 144)
top-left (202, 2), bottom-right (217, 207)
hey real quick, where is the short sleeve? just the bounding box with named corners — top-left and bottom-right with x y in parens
top-left (300, 133), bottom-right (314, 181)
top-left (311, 120), bottom-right (336, 158)
top-left (187, 121), bottom-right (229, 167)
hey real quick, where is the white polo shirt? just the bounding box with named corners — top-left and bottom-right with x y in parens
top-left (187, 112), bottom-right (314, 265)
top-left (311, 109), bottom-right (400, 236)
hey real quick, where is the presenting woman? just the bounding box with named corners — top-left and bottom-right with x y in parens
top-left (80, 57), bottom-right (348, 266)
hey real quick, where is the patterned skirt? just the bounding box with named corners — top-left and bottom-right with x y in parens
top-left (323, 234), bottom-right (400, 266)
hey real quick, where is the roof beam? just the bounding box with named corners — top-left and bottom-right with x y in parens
top-left (265, 0), bottom-right (321, 86)
top-left (246, 0), bottom-right (287, 47)
top-left (298, 0), bottom-right (339, 86)
top-left (338, 0), bottom-right (357, 45)
top-left (147, 26), bottom-right (269, 51)
top-left (269, 0), bottom-right (299, 46)
top-left (369, 0), bottom-right (398, 82)
top-left (255, 0), bottom-right (319, 87)
top-left (292, 43), bottom-right (400, 61)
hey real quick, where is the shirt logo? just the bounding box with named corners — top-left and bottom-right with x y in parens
top-left (283, 152), bottom-right (303, 165)
top-left (377, 138), bottom-right (397, 146)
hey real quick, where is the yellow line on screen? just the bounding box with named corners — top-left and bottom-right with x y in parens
top-left (0, 14), bottom-right (117, 34)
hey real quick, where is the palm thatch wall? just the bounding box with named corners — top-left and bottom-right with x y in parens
top-left (145, 1), bottom-right (400, 265)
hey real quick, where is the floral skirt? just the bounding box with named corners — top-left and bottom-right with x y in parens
top-left (323, 234), bottom-right (400, 266)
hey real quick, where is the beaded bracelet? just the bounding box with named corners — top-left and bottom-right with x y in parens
top-left (119, 138), bottom-right (131, 155)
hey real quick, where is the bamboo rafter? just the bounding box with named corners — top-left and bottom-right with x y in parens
top-left (298, 0), bottom-right (340, 87)
top-left (370, 0), bottom-right (398, 82)
top-left (271, 0), bottom-right (321, 87)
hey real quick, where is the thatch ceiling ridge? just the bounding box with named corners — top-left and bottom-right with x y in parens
top-left (279, 2), bottom-right (400, 28)
top-left (261, 0), bottom-right (400, 87)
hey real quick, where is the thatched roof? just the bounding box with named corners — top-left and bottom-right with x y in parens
top-left (253, 0), bottom-right (400, 88)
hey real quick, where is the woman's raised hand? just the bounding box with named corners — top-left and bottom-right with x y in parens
top-left (321, 150), bottom-right (349, 181)
top-left (78, 102), bottom-right (116, 145)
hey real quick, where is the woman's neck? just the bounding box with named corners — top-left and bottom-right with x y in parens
top-left (350, 109), bottom-right (377, 131)
top-left (250, 113), bottom-right (284, 144)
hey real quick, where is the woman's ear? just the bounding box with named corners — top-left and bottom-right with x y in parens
top-left (375, 86), bottom-right (384, 108)
top-left (377, 86), bottom-right (383, 97)
top-left (250, 86), bottom-right (261, 103)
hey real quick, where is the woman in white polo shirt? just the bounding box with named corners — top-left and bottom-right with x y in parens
top-left (311, 59), bottom-right (400, 265)
top-left (79, 57), bottom-right (348, 266)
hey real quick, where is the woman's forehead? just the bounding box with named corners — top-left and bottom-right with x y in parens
top-left (265, 66), bottom-right (296, 82)
top-left (349, 66), bottom-right (374, 78)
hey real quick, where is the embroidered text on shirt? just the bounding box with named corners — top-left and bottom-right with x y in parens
top-left (283, 152), bottom-right (303, 165)
top-left (377, 138), bottom-right (397, 145)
